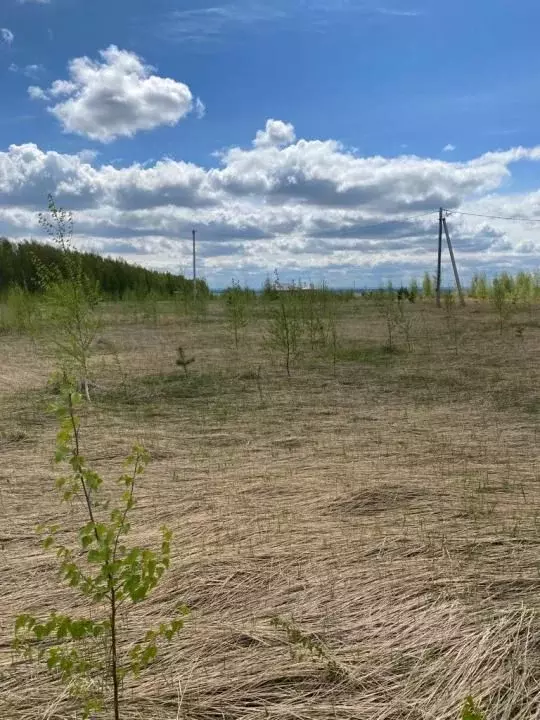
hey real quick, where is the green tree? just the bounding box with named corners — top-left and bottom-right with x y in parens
top-left (497, 272), bottom-right (515, 297)
top-left (13, 376), bottom-right (187, 719)
top-left (35, 196), bottom-right (101, 400)
top-left (224, 279), bottom-right (249, 348)
top-left (422, 271), bottom-right (434, 298)
top-left (491, 277), bottom-right (515, 334)
top-left (514, 271), bottom-right (534, 302)
top-left (374, 289), bottom-right (400, 351)
top-left (0, 235), bottom-right (207, 299)
top-left (266, 278), bottom-right (303, 376)
top-left (473, 273), bottom-right (490, 300)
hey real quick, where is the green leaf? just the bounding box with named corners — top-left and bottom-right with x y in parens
top-left (86, 548), bottom-right (103, 563)
top-left (34, 624), bottom-right (47, 640)
top-left (462, 696), bottom-right (486, 720)
top-left (15, 614), bottom-right (34, 633)
top-left (140, 643), bottom-right (157, 667)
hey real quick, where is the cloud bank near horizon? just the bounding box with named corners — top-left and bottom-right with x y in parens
top-left (1, 117), bottom-right (540, 286)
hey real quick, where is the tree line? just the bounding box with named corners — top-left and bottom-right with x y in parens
top-left (0, 237), bottom-right (209, 299)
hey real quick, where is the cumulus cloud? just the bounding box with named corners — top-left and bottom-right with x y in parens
top-left (1, 119), bottom-right (540, 284)
top-left (1, 28), bottom-right (14, 44)
top-left (28, 85), bottom-right (48, 100)
top-left (216, 134), bottom-right (530, 211)
top-left (30, 46), bottom-right (200, 142)
top-left (443, 143), bottom-right (456, 152)
top-left (253, 119), bottom-right (296, 148)
top-left (17, 0), bottom-right (51, 3)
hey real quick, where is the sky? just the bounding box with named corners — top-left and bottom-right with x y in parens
top-left (1, 0), bottom-right (540, 288)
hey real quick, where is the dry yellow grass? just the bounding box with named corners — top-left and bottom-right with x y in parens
top-left (0, 297), bottom-right (539, 719)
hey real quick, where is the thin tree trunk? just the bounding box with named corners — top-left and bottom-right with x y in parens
top-left (110, 587), bottom-right (120, 720)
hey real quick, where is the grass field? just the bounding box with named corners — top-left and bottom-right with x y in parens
top-left (0, 296), bottom-right (539, 719)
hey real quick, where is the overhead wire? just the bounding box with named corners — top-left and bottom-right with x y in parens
top-left (444, 209), bottom-right (540, 224)
top-left (339, 209), bottom-right (438, 234)
top-left (335, 208), bottom-right (540, 230)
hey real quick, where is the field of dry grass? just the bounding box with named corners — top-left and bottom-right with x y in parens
top-left (0, 296), bottom-right (538, 720)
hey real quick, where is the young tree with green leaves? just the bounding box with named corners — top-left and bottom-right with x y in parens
top-left (266, 278), bottom-right (303, 377)
top-left (491, 277), bottom-right (515, 334)
top-left (514, 271), bottom-right (534, 303)
top-left (408, 277), bottom-right (419, 302)
top-left (224, 279), bottom-right (249, 348)
top-left (299, 283), bottom-right (332, 351)
top-left (422, 271), bottom-right (434, 298)
top-left (13, 375), bottom-right (187, 719)
top-left (374, 289), bottom-right (400, 351)
top-left (469, 273), bottom-right (490, 300)
top-left (36, 196), bottom-right (101, 400)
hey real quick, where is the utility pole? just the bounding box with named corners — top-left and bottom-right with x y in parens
top-left (442, 216), bottom-right (465, 306)
top-left (436, 207), bottom-right (443, 307)
top-left (192, 229), bottom-right (197, 301)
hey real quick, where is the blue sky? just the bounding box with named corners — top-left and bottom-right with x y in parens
top-left (1, 0), bottom-right (540, 287)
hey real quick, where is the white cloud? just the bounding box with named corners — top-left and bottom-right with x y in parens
top-left (30, 46), bottom-right (199, 143)
top-left (375, 7), bottom-right (422, 17)
top-left (10, 63), bottom-right (44, 79)
top-left (163, 1), bottom-right (421, 44)
top-left (49, 79), bottom-right (78, 96)
top-left (28, 85), bottom-right (48, 100)
top-left (1, 119), bottom-right (540, 284)
top-left (216, 131), bottom-right (530, 211)
top-left (194, 97), bottom-right (206, 119)
top-left (443, 143), bottom-right (456, 152)
top-left (253, 119), bottom-right (296, 148)
top-left (164, 4), bottom-right (289, 42)
top-left (1, 28), bottom-right (14, 44)
top-left (17, 0), bottom-right (51, 4)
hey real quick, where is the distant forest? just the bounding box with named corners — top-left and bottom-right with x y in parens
top-left (0, 238), bottom-right (209, 298)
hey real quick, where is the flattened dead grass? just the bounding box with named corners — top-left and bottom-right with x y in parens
top-left (0, 298), bottom-right (538, 719)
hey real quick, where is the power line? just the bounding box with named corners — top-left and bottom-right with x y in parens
top-left (445, 209), bottom-right (540, 224)
top-left (396, 209), bottom-right (439, 224)
top-left (344, 209), bottom-right (438, 234)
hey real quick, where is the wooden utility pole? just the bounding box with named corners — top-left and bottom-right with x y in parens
top-left (442, 216), bottom-right (465, 306)
top-left (436, 207), bottom-right (443, 307)
top-left (192, 229), bottom-right (197, 300)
